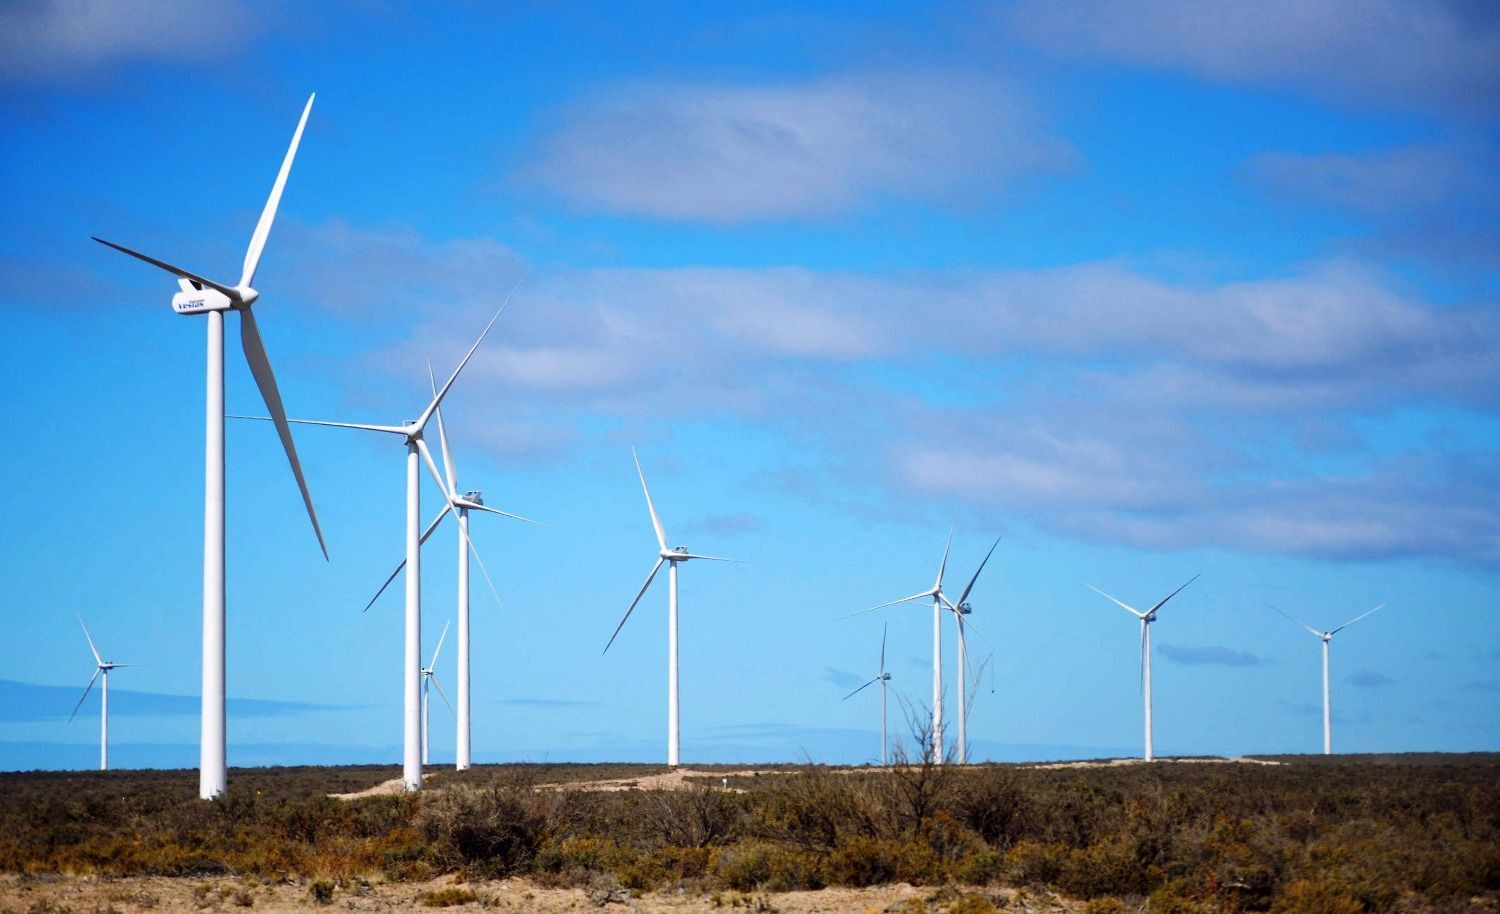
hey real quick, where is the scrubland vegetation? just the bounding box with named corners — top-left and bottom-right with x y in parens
top-left (1, 755), bottom-right (1496, 913)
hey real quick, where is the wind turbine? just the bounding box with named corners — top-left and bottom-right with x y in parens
top-left (1086, 574), bottom-right (1198, 762)
top-left (843, 623), bottom-right (893, 766)
top-left (69, 615), bottom-right (135, 771)
top-left (603, 449), bottom-right (740, 767)
top-left (92, 94), bottom-right (327, 799)
top-left (1268, 602), bottom-right (1386, 755)
top-left (939, 537), bottom-right (1000, 765)
top-left (357, 363), bottom-right (537, 771)
top-left (421, 620), bottom-right (454, 766)
top-left (237, 302), bottom-right (511, 791)
top-left (863, 531), bottom-right (955, 763)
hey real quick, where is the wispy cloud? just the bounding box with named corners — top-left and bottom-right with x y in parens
top-left (1349, 670), bottom-right (1394, 688)
top-left (0, 679), bottom-right (338, 721)
top-left (0, 0), bottom-right (257, 84)
top-left (523, 70), bottom-right (1074, 221)
top-left (822, 667), bottom-right (863, 690)
top-left (1159, 644), bottom-right (1266, 666)
top-left (681, 512), bottom-right (765, 538)
top-left (1004, 0), bottom-right (1500, 117)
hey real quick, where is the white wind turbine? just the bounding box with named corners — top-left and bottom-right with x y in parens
top-left (358, 363), bottom-right (537, 771)
top-left (421, 620), bottom-right (454, 766)
top-left (93, 94), bottom-right (327, 799)
top-left (863, 531), bottom-right (955, 763)
top-left (842, 623), bottom-right (893, 766)
top-left (1268, 602), bottom-right (1386, 755)
top-left (238, 303), bottom-right (510, 791)
top-left (939, 537), bottom-right (1000, 765)
top-left (1087, 574), bottom-right (1198, 762)
top-left (68, 615), bottom-right (135, 771)
top-left (603, 449), bottom-right (741, 767)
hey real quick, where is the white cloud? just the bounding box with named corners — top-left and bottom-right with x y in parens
top-left (0, 0), bottom-right (254, 83)
top-left (271, 221), bottom-right (1500, 566)
top-left (1004, 0), bottom-right (1500, 116)
top-left (524, 71), bottom-right (1075, 221)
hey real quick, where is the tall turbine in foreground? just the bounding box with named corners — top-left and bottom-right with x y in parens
top-left (940, 537), bottom-right (1000, 764)
top-left (359, 364), bottom-right (537, 771)
top-left (69, 616), bottom-right (134, 771)
top-left (93, 94), bottom-right (327, 799)
top-left (865, 532), bottom-right (954, 763)
top-left (1268, 602), bottom-right (1386, 754)
top-left (604, 449), bottom-right (740, 767)
top-left (843, 623), bottom-right (893, 766)
top-left (421, 620), bottom-right (453, 766)
top-left (241, 304), bottom-right (510, 791)
top-left (1087, 575), bottom-right (1199, 761)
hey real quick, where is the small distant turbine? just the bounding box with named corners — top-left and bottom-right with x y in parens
top-left (862, 531), bottom-right (955, 763)
top-left (939, 537), bottom-right (1000, 765)
top-left (1268, 602), bottom-right (1386, 755)
top-left (360, 362), bottom-right (538, 772)
top-left (843, 623), bottom-right (893, 766)
top-left (604, 449), bottom-right (741, 767)
top-left (421, 620), bottom-right (454, 767)
top-left (69, 615), bottom-right (135, 771)
top-left (236, 298), bottom-right (514, 791)
top-left (1087, 574), bottom-right (1199, 761)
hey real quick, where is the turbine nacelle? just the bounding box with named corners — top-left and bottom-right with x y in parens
top-left (171, 282), bottom-right (235, 314)
top-left (463, 490), bottom-right (484, 505)
top-left (663, 545), bottom-right (692, 561)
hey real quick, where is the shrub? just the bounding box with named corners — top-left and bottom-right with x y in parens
top-left (417, 786), bottom-right (545, 877)
top-left (307, 879), bottom-right (334, 905)
top-left (1081, 898), bottom-right (1127, 914)
top-left (1270, 879), bottom-right (1363, 914)
top-left (418, 887), bottom-right (479, 907)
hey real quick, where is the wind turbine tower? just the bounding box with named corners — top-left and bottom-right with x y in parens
top-left (1087, 575), bottom-right (1198, 761)
top-left (1269, 602), bottom-right (1386, 754)
top-left (604, 449), bottom-right (740, 767)
top-left (941, 537), bottom-right (1000, 765)
top-left (93, 95), bottom-right (327, 798)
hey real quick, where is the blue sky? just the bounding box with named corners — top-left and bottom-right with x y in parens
top-left (1, 0), bottom-right (1498, 770)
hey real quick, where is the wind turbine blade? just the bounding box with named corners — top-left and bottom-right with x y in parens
top-left (1146, 573), bottom-right (1200, 617)
top-left (467, 535), bottom-right (505, 612)
top-left (880, 622), bottom-right (887, 674)
top-left (1087, 583), bottom-right (1145, 618)
top-left (431, 677), bottom-right (455, 716)
top-left (240, 93), bottom-right (313, 288)
top-left (843, 678), bottom-right (879, 701)
top-left (363, 507), bottom-right (450, 612)
top-left (465, 502), bottom-right (542, 525)
top-left (1267, 602), bottom-right (1322, 638)
top-left (427, 361), bottom-right (457, 495)
top-left (678, 553), bottom-right (744, 563)
top-left (934, 527), bottom-right (954, 591)
top-left (91, 237), bottom-right (238, 299)
top-left (430, 619), bottom-right (451, 669)
top-left (229, 415), bottom-right (407, 435)
top-left (76, 613), bottom-right (102, 665)
top-left (1331, 602), bottom-right (1387, 635)
top-left (417, 438), bottom-right (457, 508)
top-left (604, 557), bottom-right (664, 654)
top-left (954, 536), bottom-right (1001, 608)
top-left (843, 589), bottom-right (935, 619)
top-left (958, 613), bottom-right (996, 651)
top-left (1139, 622), bottom-right (1147, 694)
top-left (239, 307), bottom-right (328, 560)
top-left (413, 281), bottom-right (523, 433)
top-left (632, 448), bottom-right (668, 551)
top-left (68, 669), bottom-right (101, 724)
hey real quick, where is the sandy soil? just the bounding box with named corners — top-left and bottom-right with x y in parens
top-left (0, 874), bottom-right (1077, 914)
top-left (1025, 756), bottom-right (1281, 770)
